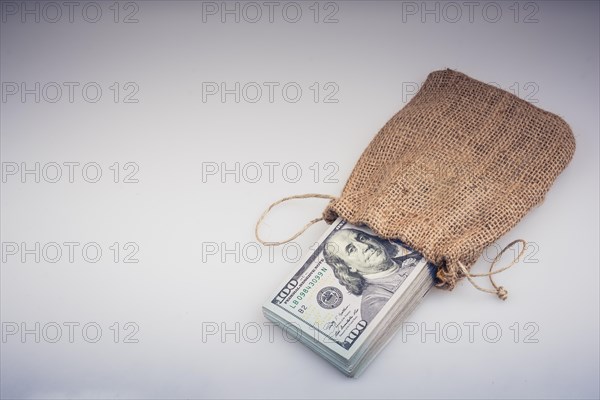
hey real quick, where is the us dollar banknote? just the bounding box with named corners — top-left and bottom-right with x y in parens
top-left (263, 218), bottom-right (436, 377)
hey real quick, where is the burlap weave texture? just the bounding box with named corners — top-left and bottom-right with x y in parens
top-left (323, 69), bottom-right (576, 289)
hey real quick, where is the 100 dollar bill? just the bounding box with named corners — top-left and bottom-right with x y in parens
top-left (263, 218), bottom-right (432, 360)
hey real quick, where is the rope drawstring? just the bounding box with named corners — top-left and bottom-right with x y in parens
top-left (256, 195), bottom-right (526, 300)
top-left (254, 194), bottom-right (337, 246)
top-left (457, 239), bottom-right (527, 300)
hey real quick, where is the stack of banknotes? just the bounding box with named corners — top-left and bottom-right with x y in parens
top-left (263, 218), bottom-right (436, 377)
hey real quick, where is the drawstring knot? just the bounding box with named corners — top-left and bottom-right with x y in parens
top-left (457, 239), bottom-right (527, 301)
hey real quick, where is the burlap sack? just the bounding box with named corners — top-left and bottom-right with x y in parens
top-left (323, 69), bottom-right (576, 290)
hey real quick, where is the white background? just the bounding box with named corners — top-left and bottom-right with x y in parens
top-left (1, 1), bottom-right (599, 399)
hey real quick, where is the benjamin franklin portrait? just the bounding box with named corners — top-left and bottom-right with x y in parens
top-left (323, 228), bottom-right (421, 324)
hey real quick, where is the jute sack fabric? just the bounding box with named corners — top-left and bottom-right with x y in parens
top-left (322, 69), bottom-right (576, 290)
